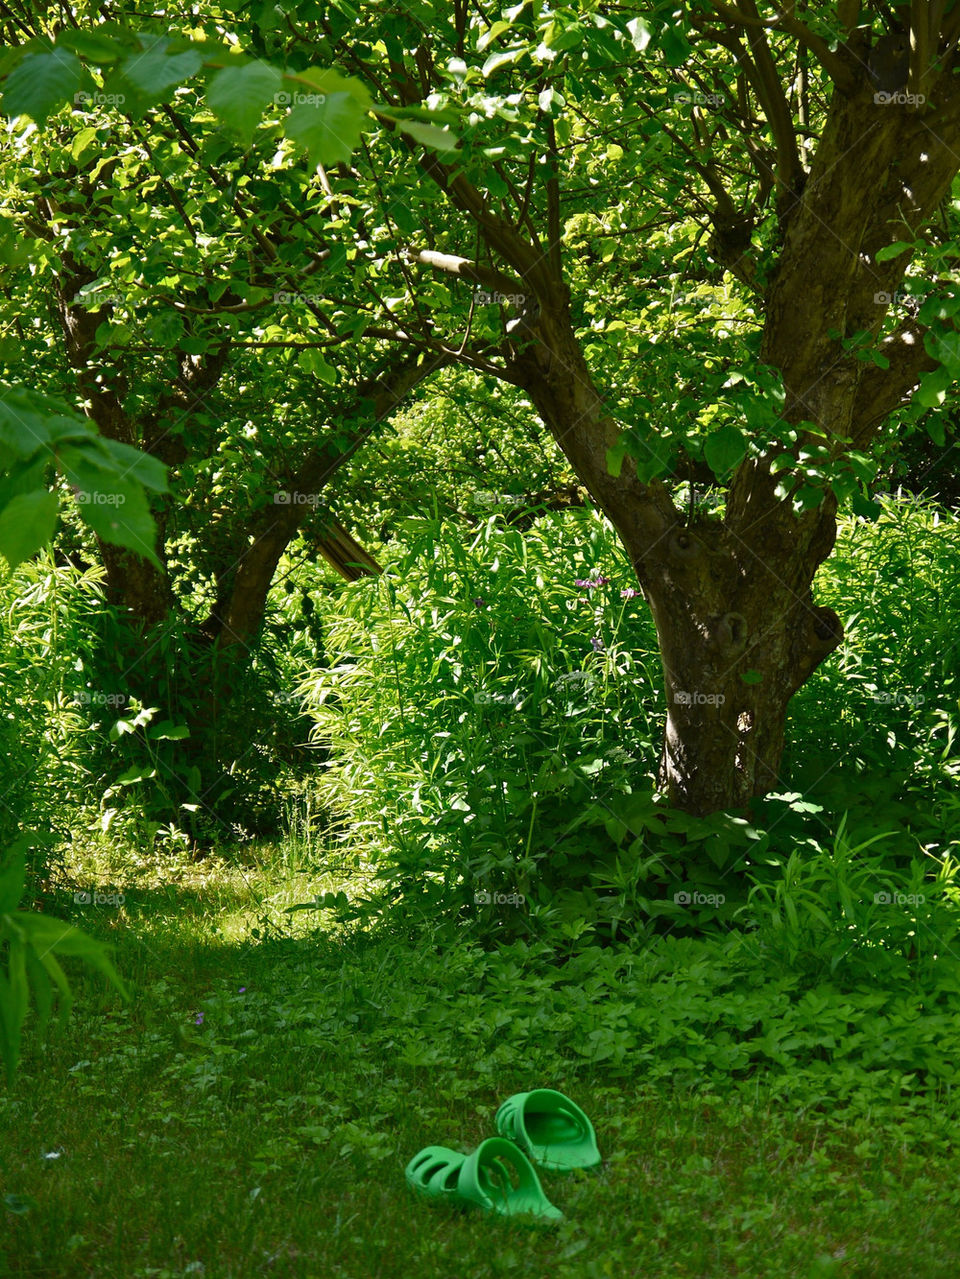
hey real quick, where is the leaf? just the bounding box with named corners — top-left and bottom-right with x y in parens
top-left (56, 29), bottom-right (127, 64)
top-left (477, 21), bottom-right (512, 51)
top-left (114, 765), bottom-right (158, 784)
top-left (661, 28), bottom-right (692, 67)
top-left (740, 670), bottom-right (764, 685)
top-left (24, 949), bottom-right (53, 1035)
top-left (0, 489), bottom-right (58, 569)
top-left (627, 17), bottom-right (652, 51)
top-left (99, 439), bottom-right (169, 492)
top-left (298, 348), bottom-right (338, 384)
top-left (605, 441), bottom-right (626, 478)
top-left (704, 425), bottom-right (747, 478)
top-left (146, 721), bottom-right (190, 741)
top-left (288, 67), bottom-right (372, 112)
top-left (874, 241), bottom-right (914, 263)
top-left (71, 126), bottom-right (100, 160)
top-left (120, 37), bottom-right (202, 105)
top-left (284, 93), bottom-right (366, 167)
top-left (12, 912), bottom-right (129, 1000)
top-left (482, 47), bottom-right (526, 76)
top-left (391, 118), bottom-right (459, 154)
top-left (33, 949), bottom-right (73, 1023)
top-left (914, 365), bottom-right (952, 408)
top-left (852, 491), bottom-right (883, 521)
top-left (206, 61), bottom-right (282, 143)
top-left (59, 445), bottom-right (160, 564)
top-left (1, 50), bottom-right (85, 125)
top-left (926, 414), bottom-right (947, 447)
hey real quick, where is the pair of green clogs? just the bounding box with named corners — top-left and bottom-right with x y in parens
top-left (404, 1088), bottom-right (600, 1225)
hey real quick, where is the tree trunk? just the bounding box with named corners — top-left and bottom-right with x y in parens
top-left (508, 293), bottom-right (843, 814)
top-left (96, 541), bottom-right (174, 627)
top-left (648, 514), bottom-right (842, 815)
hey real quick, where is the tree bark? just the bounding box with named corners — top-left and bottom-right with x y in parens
top-left (505, 284), bottom-right (846, 814)
top-left (206, 350), bottom-right (438, 653)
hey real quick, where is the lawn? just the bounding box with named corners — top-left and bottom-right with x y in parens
top-left (4, 842), bottom-right (960, 1279)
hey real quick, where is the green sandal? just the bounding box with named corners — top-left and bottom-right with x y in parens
top-left (404, 1146), bottom-right (468, 1204)
top-left (496, 1089), bottom-right (601, 1171)
top-left (405, 1138), bottom-right (563, 1224)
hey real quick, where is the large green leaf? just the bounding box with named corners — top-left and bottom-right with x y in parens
top-left (120, 36), bottom-right (203, 105)
top-left (0, 392), bottom-right (52, 458)
top-left (58, 445), bottom-right (160, 564)
top-left (11, 913), bottom-right (129, 1000)
top-left (389, 117), bottom-right (459, 154)
top-left (207, 61), bottom-right (282, 142)
top-left (1, 49), bottom-right (85, 124)
top-left (99, 439), bottom-right (169, 493)
top-left (704, 425), bottom-right (747, 478)
top-left (0, 489), bottom-right (58, 569)
top-left (284, 93), bottom-right (366, 167)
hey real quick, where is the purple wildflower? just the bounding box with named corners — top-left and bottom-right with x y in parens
top-left (194, 1013), bottom-right (204, 1026)
top-left (621, 588), bottom-right (640, 599)
top-left (591, 636), bottom-right (605, 652)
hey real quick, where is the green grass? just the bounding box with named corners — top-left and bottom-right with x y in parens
top-left (4, 843), bottom-right (960, 1279)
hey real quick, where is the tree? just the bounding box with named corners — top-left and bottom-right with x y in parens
top-left (285, 0), bottom-right (960, 814)
top-left (3, 2), bottom-right (959, 818)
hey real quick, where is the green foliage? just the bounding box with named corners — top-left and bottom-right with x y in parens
top-left (0, 837), bottom-right (127, 1083)
top-left (7, 843), bottom-right (960, 1275)
top-left (300, 507), bottom-right (665, 939)
top-left (0, 387), bottom-right (168, 570)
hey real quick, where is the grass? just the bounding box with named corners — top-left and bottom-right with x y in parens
top-left (4, 841), bottom-right (960, 1279)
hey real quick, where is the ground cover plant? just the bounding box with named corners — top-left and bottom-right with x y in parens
top-left (4, 497), bottom-right (960, 1275)
top-left (4, 2), bottom-right (960, 1276)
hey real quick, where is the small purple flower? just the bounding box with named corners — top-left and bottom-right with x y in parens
top-left (591, 636), bottom-right (605, 652)
top-left (621, 587), bottom-right (640, 599)
top-left (574, 576), bottom-right (609, 590)
top-left (239, 987), bottom-right (246, 993)
top-left (473, 597), bottom-right (485, 609)
top-left (194, 1013), bottom-right (204, 1026)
